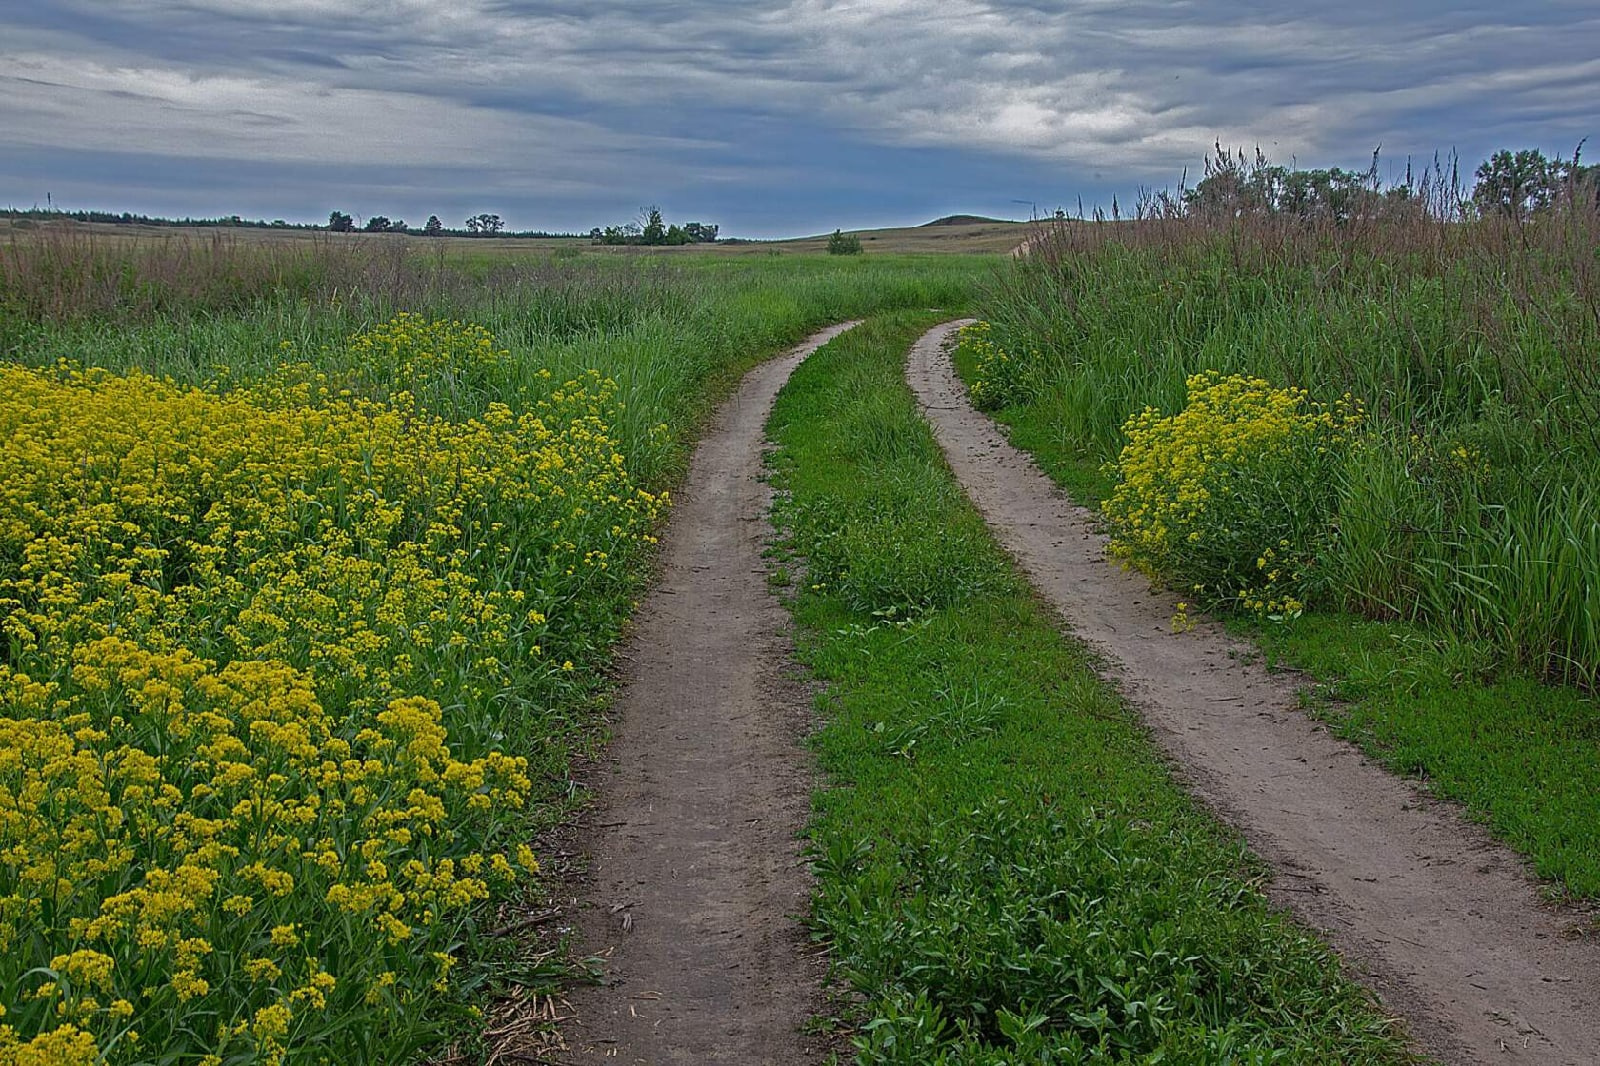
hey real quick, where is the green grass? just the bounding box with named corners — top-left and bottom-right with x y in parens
top-left (1240, 614), bottom-right (1600, 899)
top-left (766, 314), bottom-right (1415, 1064)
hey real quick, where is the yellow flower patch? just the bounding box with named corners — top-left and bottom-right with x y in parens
top-left (1104, 371), bottom-right (1361, 618)
top-left (0, 316), bottom-right (664, 1059)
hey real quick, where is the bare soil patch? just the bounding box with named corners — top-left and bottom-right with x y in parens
top-left (556, 323), bottom-right (857, 1064)
top-left (907, 320), bottom-right (1600, 1066)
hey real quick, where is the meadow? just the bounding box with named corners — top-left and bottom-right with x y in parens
top-left (0, 231), bottom-right (987, 1062)
top-left (6, 198), bottom-right (1597, 1062)
top-left (962, 193), bottom-right (1600, 897)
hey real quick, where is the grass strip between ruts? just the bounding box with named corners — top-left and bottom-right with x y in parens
top-left (764, 313), bottom-right (1418, 1064)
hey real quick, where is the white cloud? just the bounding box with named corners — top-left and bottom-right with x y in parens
top-left (0, 49), bottom-right (724, 191)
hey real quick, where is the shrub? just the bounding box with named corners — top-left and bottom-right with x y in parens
top-left (828, 229), bottom-right (864, 255)
top-left (956, 321), bottom-right (1036, 410)
top-left (1102, 371), bottom-right (1362, 618)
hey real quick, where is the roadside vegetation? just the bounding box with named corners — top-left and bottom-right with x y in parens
top-left (0, 234), bottom-right (988, 1062)
top-left (767, 314), bottom-right (1414, 1064)
top-left (962, 150), bottom-right (1600, 898)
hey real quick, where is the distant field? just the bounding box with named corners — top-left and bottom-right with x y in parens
top-left (749, 217), bottom-right (1029, 255)
top-left (1, 215), bottom-right (1032, 257)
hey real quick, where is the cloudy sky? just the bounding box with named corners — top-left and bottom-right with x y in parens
top-left (2, 1), bottom-right (1595, 237)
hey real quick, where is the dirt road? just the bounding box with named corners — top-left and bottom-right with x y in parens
top-left (559, 323), bottom-right (857, 1064)
top-left (907, 320), bottom-right (1600, 1066)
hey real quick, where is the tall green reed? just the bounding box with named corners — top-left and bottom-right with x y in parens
top-left (982, 194), bottom-right (1600, 685)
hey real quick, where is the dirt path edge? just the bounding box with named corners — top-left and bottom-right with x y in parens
top-left (907, 320), bottom-right (1600, 1066)
top-left (555, 322), bottom-right (858, 1064)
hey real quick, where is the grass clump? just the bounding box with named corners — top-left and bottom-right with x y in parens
top-left (767, 314), bottom-right (1413, 1064)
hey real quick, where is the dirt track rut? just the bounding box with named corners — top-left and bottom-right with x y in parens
top-left (907, 320), bottom-right (1600, 1066)
top-left (560, 323), bottom-right (856, 1064)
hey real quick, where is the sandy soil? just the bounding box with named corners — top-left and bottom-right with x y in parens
top-left (907, 319), bottom-right (1600, 1066)
top-left (558, 324), bottom-right (858, 1064)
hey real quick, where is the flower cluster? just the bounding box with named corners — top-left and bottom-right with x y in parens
top-left (1103, 371), bottom-right (1362, 619)
top-left (958, 321), bottom-right (1036, 411)
top-left (0, 317), bottom-right (664, 1060)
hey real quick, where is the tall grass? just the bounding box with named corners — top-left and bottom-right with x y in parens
top-left (980, 191), bottom-right (1600, 685)
top-left (1, 232), bottom-right (988, 489)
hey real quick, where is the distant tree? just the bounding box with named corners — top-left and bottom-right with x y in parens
top-left (664, 223), bottom-right (690, 245)
top-left (424, 215), bottom-right (444, 236)
top-left (363, 215), bottom-right (392, 232)
top-left (641, 206), bottom-right (667, 245)
top-left (683, 221), bottom-right (719, 243)
top-left (466, 213), bottom-right (503, 236)
top-left (1473, 149), bottom-right (1559, 220)
top-left (328, 210), bottom-right (354, 232)
top-left (390, 219), bottom-right (406, 233)
top-left (827, 228), bottom-right (863, 255)
top-left (1573, 163), bottom-right (1600, 208)
top-left (1179, 145), bottom-right (1389, 222)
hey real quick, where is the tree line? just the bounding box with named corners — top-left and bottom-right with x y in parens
top-left (1, 208), bottom-right (320, 230)
top-left (1150, 144), bottom-right (1599, 224)
top-left (326, 211), bottom-right (538, 237)
top-left (589, 206), bottom-right (718, 245)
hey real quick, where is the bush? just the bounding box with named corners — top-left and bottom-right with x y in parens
top-left (1102, 371), bottom-right (1361, 618)
top-left (956, 321), bottom-right (1037, 410)
top-left (828, 229), bottom-right (863, 255)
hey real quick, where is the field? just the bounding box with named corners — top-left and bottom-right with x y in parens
top-left (0, 231), bottom-right (986, 1061)
top-left (2, 205), bottom-right (1597, 1063)
top-left (0, 215), bottom-right (1028, 262)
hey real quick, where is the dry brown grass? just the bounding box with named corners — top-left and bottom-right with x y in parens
top-left (3, 215), bottom-right (1029, 260)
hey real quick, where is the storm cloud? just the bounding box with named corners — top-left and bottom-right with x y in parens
top-left (2, 0), bottom-right (1594, 235)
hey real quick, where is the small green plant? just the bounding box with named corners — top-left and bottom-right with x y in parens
top-left (956, 320), bottom-right (1035, 410)
top-left (827, 228), bottom-right (863, 255)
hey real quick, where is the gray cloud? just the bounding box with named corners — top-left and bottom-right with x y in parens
top-left (1, 0), bottom-right (1594, 229)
